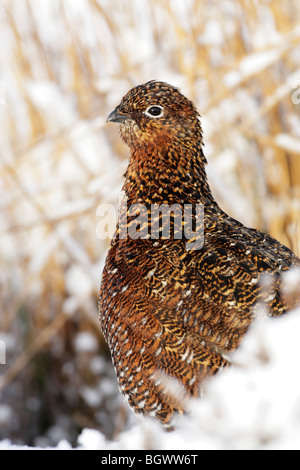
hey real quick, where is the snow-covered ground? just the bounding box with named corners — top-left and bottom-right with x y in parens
top-left (1, 308), bottom-right (300, 450)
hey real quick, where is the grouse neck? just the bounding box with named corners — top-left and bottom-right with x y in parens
top-left (123, 143), bottom-right (216, 207)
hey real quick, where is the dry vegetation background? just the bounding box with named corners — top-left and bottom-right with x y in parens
top-left (1, 0), bottom-right (300, 447)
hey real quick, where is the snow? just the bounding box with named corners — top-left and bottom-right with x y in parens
top-left (1, 308), bottom-right (300, 450)
top-left (224, 49), bottom-right (284, 89)
top-left (0, 405), bottom-right (12, 426)
top-left (25, 80), bottom-right (75, 129)
top-left (275, 133), bottom-right (300, 154)
top-left (74, 332), bottom-right (99, 354)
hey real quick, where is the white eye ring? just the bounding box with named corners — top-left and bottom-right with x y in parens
top-left (144, 105), bottom-right (164, 118)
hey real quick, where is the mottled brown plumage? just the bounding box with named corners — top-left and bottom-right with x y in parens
top-left (99, 81), bottom-right (300, 428)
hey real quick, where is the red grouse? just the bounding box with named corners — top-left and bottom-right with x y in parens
top-left (99, 81), bottom-right (300, 428)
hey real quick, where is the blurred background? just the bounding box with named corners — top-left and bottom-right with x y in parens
top-left (1, 0), bottom-right (300, 447)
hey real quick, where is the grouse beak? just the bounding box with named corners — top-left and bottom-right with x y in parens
top-left (106, 108), bottom-right (129, 123)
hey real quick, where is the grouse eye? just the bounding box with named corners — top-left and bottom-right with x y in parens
top-left (145, 105), bottom-right (164, 118)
